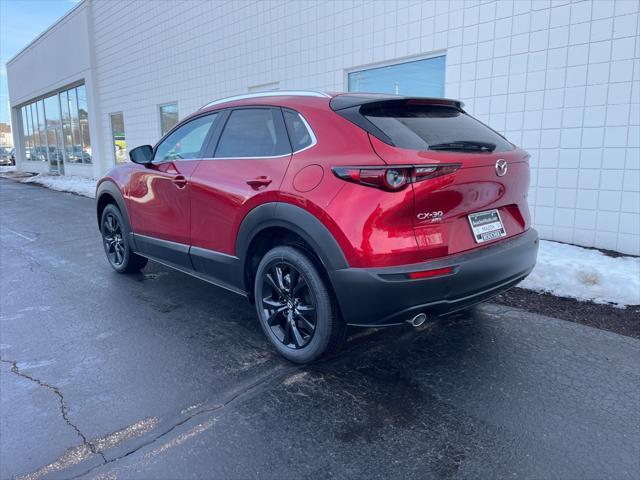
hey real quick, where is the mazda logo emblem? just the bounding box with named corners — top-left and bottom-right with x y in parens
top-left (495, 159), bottom-right (508, 177)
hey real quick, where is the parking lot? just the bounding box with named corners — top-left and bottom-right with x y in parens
top-left (1, 178), bottom-right (639, 479)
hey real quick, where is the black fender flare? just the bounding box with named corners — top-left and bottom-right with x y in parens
top-left (95, 181), bottom-right (134, 241)
top-left (236, 202), bottom-right (349, 289)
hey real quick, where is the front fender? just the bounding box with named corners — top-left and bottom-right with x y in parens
top-left (96, 180), bottom-right (135, 249)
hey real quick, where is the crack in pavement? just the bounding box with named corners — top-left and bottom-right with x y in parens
top-left (70, 363), bottom-right (301, 479)
top-left (74, 327), bottom-right (421, 479)
top-left (0, 358), bottom-right (107, 464)
top-left (8, 326), bottom-right (420, 480)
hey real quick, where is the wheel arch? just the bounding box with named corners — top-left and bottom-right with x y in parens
top-left (96, 181), bottom-right (132, 234)
top-left (237, 202), bottom-right (348, 295)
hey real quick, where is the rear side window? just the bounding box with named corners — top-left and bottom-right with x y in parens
top-left (362, 103), bottom-right (513, 153)
top-left (215, 108), bottom-right (290, 158)
top-left (283, 110), bottom-right (314, 152)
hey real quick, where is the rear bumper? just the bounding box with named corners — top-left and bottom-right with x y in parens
top-left (329, 228), bottom-right (539, 326)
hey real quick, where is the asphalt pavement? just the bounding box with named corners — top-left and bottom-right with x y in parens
top-left (1, 178), bottom-right (639, 479)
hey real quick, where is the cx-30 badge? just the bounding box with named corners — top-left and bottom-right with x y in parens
top-left (495, 159), bottom-right (508, 177)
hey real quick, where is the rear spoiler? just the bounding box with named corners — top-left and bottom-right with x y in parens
top-left (329, 94), bottom-right (464, 111)
top-left (329, 95), bottom-right (465, 147)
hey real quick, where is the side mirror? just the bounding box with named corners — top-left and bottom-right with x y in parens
top-left (129, 145), bottom-right (153, 165)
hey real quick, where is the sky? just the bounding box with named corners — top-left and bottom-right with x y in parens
top-left (0, 0), bottom-right (77, 124)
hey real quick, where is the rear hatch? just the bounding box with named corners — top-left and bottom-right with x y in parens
top-left (333, 96), bottom-right (531, 260)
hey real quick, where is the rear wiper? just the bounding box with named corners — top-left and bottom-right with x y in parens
top-left (429, 141), bottom-right (496, 152)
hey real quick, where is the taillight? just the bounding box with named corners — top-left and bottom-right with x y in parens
top-left (332, 167), bottom-right (408, 191)
top-left (414, 164), bottom-right (460, 181)
top-left (332, 164), bottom-right (460, 191)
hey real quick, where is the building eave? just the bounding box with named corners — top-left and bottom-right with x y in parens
top-left (5, 0), bottom-right (87, 67)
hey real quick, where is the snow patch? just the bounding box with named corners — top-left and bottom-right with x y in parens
top-left (520, 240), bottom-right (640, 307)
top-left (0, 166), bottom-right (16, 173)
top-left (22, 174), bottom-right (97, 199)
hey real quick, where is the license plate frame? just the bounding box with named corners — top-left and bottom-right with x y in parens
top-left (468, 209), bottom-right (507, 244)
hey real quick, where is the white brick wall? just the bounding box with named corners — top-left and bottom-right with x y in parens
top-left (440, 0), bottom-right (640, 255)
top-left (10, 0), bottom-right (640, 254)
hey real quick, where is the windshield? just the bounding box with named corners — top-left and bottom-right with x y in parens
top-left (362, 103), bottom-right (513, 153)
top-left (0, 147), bottom-right (10, 154)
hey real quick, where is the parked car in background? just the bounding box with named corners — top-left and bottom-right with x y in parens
top-left (67, 146), bottom-right (92, 163)
top-left (0, 147), bottom-right (15, 166)
top-left (96, 91), bottom-right (539, 363)
top-left (31, 147), bottom-right (49, 162)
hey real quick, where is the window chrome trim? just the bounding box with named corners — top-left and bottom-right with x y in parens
top-left (212, 153), bottom-right (292, 160)
top-left (201, 91), bottom-right (330, 109)
top-left (291, 112), bottom-right (317, 155)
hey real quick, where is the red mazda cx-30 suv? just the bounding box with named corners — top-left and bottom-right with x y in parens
top-left (96, 91), bottom-right (538, 363)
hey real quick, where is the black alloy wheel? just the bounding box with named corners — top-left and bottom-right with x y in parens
top-left (254, 246), bottom-right (346, 363)
top-left (103, 211), bottom-right (126, 267)
top-left (261, 261), bottom-right (317, 349)
top-left (100, 203), bottom-right (147, 273)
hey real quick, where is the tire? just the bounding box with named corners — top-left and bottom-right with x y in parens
top-left (100, 204), bottom-right (148, 273)
top-left (254, 246), bottom-right (346, 364)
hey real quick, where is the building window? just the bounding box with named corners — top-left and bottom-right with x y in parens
top-left (347, 55), bottom-right (446, 97)
top-left (35, 100), bottom-right (45, 161)
top-left (18, 83), bottom-right (92, 166)
top-left (76, 85), bottom-right (92, 164)
top-left (159, 103), bottom-right (179, 135)
top-left (110, 113), bottom-right (127, 164)
top-left (248, 81), bottom-right (280, 92)
top-left (20, 106), bottom-right (31, 159)
top-left (44, 94), bottom-right (63, 170)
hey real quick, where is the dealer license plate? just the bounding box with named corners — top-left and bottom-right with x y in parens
top-left (468, 209), bottom-right (507, 244)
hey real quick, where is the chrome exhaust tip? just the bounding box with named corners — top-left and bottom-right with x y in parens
top-left (407, 313), bottom-right (427, 327)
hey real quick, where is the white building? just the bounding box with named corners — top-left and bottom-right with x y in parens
top-left (6, 0), bottom-right (640, 255)
top-left (0, 123), bottom-right (12, 147)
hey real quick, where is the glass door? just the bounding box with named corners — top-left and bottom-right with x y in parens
top-left (43, 94), bottom-right (64, 174)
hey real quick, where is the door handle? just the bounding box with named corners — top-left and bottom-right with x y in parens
top-left (172, 175), bottom-right (188, 188)
top-left (246, 176), bottom-right (272, 189)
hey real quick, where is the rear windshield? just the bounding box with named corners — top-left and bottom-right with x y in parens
top-left (362, 103), bottom-right (513, 153)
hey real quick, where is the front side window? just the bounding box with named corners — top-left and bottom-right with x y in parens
top-left (283, 110), bottom-right (314, 152)
top-left (215, 108), bottom-right (289, 158)
top-left (159, 103), bottom-right (179, 135)
top-left (110, 113), bottom-right (127, 164)
top-left (154, 113), bottom-right (218, 162)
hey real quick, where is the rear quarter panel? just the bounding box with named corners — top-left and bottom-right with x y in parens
top-left (277, 102), bottom-right (396, 268)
